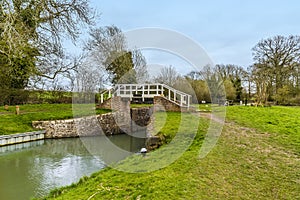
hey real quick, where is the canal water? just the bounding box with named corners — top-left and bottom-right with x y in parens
top-left (0, 134), bottom-right (146, 200)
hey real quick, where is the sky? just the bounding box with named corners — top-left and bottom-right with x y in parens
top-left (78, 0), bottom-right (300, 75)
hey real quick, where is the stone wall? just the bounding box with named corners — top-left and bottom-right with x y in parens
top-left (32, 107), bottom-right (155, 139)
top-left (131, 107), bottom-right (155, 136)
top-left (33, 114), bottom-right (113, 138)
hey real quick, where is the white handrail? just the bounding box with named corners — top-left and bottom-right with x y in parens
top-left (99, 89), bottom-right (112, 103)
top-left (108, 83), bottom-right (191, 107)
top-left (161, 84), bottom-right (189, 96)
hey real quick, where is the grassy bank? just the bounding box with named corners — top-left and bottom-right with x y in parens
top-left (40, 107), bottom-right (300, 200)
top-left (0, 104), bottom-right (111, 135)
top-left (130, 104), bottom-right (154, 108)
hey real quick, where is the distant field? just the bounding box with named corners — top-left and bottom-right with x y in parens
top-left (0, 104), bottom-right (111, 135)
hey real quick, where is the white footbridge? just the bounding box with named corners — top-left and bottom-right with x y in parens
top-left (100, 83), bottom-right (191, 108)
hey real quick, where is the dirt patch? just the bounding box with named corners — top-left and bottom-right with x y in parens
top-left (196, 112), bottom-right (226, 124)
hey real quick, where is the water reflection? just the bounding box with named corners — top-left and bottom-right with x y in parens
top-left (81, 131), bottom-right (147, 164)
top-left (0, 134), bottom-right (145, 200)
top-left (0, 140), bottom-right (44, 153)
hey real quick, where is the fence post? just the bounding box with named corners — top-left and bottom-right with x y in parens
top-left (15, 105), bottom-right (20, 115)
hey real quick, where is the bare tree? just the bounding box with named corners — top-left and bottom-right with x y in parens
top-left (27, 54), bottom-right (86, 91)
top-left (199, 65), bottom-right (226, 104)
top-left (132, 50), bottom-right (149, 84)
top-left (86, 26), bottom-right (126, 65)
top-left (215, 64), bottom-right (247, 100)
top-left (252, 35), bottom-right (300, 102)
top-left (154, 65), bottom-right (180, 86)
top-left (74, 56), bottom-right (106, 93)
top-left (86, 25), bottom-right (149, 84)
top-left (250, 64), bottom-right (272, 105)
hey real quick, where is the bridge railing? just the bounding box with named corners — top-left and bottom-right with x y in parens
top-left (99, 89), bottom-right (112, 104)
top-left (161, 84), bottom-right (191, 107)
top-left (112, 83), bottom-right (191, 107)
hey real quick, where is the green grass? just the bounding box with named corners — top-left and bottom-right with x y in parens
top-left (0, 104), bottom-right (111, 135)
top-left (226, 106), bottom-right (300, 154)
top-left (192, 103), bottom-right (212, 112)
top-left (39, 109), bottom-right (300, 200)
top-left (130, 104), bottom-right (154, 108)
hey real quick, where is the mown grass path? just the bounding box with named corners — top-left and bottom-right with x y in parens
top-left (226, 106), bottom-right (300, 155)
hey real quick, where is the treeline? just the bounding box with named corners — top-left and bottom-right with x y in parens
top-left (0, 89), bottom-right (109, 105)
top-left (0, 89), bottom-right (73, 105)
top-left (157, 63), bottom-right (300, 105)
top-left (152, 65), bottom-right (245, 105)
top-left (156, 35), bottom-right (300, 106)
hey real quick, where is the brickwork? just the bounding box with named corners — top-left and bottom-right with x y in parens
top-left (153, 96), bottom-right (191, 112)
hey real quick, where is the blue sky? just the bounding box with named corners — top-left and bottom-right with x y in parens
top-left (82, 0), bottom-right (300, 74)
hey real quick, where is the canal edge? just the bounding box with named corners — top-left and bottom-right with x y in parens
top-left (0, 130), bottom-right (46, 147)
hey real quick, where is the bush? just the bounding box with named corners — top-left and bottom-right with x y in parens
top-left (0, 89), bottom-right (73, 105)
top-left (0, 89), bottom-right (29, 105)
top-left (288, 96), bottom-right (300, 106)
